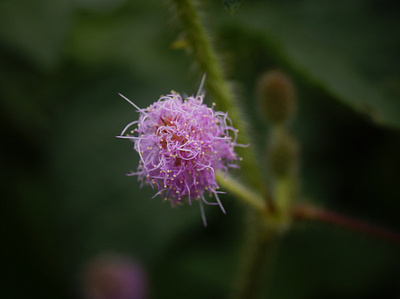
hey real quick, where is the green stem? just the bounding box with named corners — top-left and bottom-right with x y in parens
top-left (216, 172), bottom-right (286, 299)
top-left (216, 172), bottom-right (266, 213)
top-left (170, 0), bottom-right (267, 197)
top-left (233, 216), bottom-right (280, 299)
top-left (169, 2), bottom-right (282, 298)
top-left (216, 171), bottom-right (290, 231)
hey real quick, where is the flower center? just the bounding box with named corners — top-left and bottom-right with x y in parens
top-left (156, 115), bottom-right (189, 166)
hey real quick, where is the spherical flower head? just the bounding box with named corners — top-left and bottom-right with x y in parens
top-left (118, 89), bottom-right (241, 225)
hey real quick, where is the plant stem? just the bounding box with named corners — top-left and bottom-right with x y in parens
top-left (233, 216), bottom-right (280, 299)
top-left (292, 204), bottom-right (400, 245)
top-left (217, 172), bottom-right (287, 299)
top-left (216, 172), bottom-right (266, 213)
top-left (169, 0), bottom-right (268, 199)
top-left (169, 3), bottom-right (284, 299)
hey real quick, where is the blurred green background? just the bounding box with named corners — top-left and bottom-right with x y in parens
top-left (1, 0), bottom-right (400, 298)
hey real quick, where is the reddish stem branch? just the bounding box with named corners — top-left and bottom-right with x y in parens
top-left (292, 204), bottom-right (400, 245)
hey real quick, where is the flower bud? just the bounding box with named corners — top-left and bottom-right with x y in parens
top-left (267, 130), bottom-right (299, 178)
top-left (257, 70), bottom-right (296, 125)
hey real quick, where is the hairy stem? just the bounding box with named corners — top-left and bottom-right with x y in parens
top-left (169, 2), bottom-right (285, 299)
top-left (233, 217), bottom-right (280, 299)
top-left (292, 204), bottom-right (400, 245)
top-left (169, 0), bottom-right (268, 198)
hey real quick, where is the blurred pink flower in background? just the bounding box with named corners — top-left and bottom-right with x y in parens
top-left (82, 253), bottom-right (148, 299)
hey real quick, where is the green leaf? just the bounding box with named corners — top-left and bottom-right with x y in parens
top-left (234, 1), bottom-right (400, 129)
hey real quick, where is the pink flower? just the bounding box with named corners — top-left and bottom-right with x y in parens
top-left (117, 85), bottom-right (241, 225)
top-left (82, 253), bottom-right (147, 299)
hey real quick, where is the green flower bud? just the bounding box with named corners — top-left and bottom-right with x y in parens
top-left (257, 70), bottom-right (297, 125)
top-left (267, 130), bottom-right (299, 178)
